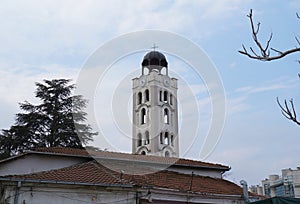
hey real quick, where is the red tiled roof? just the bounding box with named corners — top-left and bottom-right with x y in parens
top-left (2, 161), bottom-right (242, 196)
top-left (130, 170), bottom-right (243, 195)
top-left (33, 147), bottom-right (229, 170)
top-left (4, 161), bottom-right (126, 186)
top-left (34, 147), bottom-right (90, 156)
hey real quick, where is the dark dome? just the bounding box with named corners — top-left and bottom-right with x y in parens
top-left (142, 51), bottom-right (168, 68)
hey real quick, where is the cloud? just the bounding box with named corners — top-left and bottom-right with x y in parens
top-left (0, 63), bottom-right (78, 129)
top-left (225, 76), bottom-right (300, 116)
top-left (0, 0), bottom-right (253, 67)
top-left (209, 121), bottom-right (300, 185)
top-left (227, 96), bottom-right (249, 115)
top-left (288, 0), bottom-right (300, 9)
top-left (235, 83), bottom-right (291, 94)
top-left (229, 62), bottom-right (237, 69)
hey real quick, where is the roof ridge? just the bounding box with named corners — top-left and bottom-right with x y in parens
top-left (1, 160), bottom-right (136, 186)
top-left (0, 160), bottom-right (93, 178)
top-left (32, 147), bottom-right (229, 170)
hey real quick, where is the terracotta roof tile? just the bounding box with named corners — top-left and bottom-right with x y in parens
top-left (33, 147), bottom-right (229, 170)
top-left (5, 161), bottom-right (126, 186)
top-left (128, 171), bottom-right (243, 195)
top-left (2, 161), bottom-right (242, 196)
top-left (34, 147), bottom-right (90, 156)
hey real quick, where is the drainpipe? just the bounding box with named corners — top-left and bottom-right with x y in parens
top-left (135, 191), bottom-right (140, 204)
top-left (240, 180), bottom-right (249, 203)
top-left (14, 181), bottom-right (21, 204)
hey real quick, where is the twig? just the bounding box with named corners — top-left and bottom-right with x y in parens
top-left (277, 97), bottom-right (300, 125)
top-left (239, 9), bottom-right (300, 61)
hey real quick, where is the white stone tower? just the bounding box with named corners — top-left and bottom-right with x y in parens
top-left (132, 50), bottom-right (179, 157)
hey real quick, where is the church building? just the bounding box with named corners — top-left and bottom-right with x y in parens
top-left (0, 50), bottom-right (257, 204)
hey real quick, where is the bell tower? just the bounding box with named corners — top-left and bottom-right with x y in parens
top-left (132, 50), bottom-right (179, 157)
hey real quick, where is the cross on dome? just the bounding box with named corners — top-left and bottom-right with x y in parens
top-left (151, 43), bottom-right (158, 51)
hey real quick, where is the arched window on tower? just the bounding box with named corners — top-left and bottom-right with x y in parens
top-left (141, 108), bottom-right (147, 124)
top-left (137, 133), bottom-right (142, 147)
top-left (164, 132), bottom-right (169, 145)
top-left (170, 94), bottom-right (173, 105)
top-left (137, 92), bottom-right (142, 105)
top-left (171, 135), bottom-right (174, 146)
top-left (165, 151), bottom-right (170, 157)
top-left (164, 108), bottom-right (169, 124)
top-left (159, 91), bottom-right (162, 102)
top-left (164, 91), bottom-right (168, 103)
top-left (145, 131), bottom-right (150, 145)
top-left (161, 67), bottom-right (167, 75)
top-left (143, 68), bottom-right (149, 75)
top-left (160, 132), bottom-right (163, 144)
top-left (145, 89), bottom-right (149, 102)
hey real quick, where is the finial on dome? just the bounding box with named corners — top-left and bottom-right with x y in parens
top-left (151, 43), bottom-right (158, 51)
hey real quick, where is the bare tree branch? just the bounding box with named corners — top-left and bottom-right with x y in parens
top-left (240, 9), bottom-right (300, 127)
top-left (277, 97), bottom-right (300, 125)
top-left (295, 36), bottom-right (300, 46)
top-left (276, 73), bottom-right (300, 126)
top-left (239, 9), bottom-right (300, 61)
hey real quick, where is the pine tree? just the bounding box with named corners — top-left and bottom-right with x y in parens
top-left (0, 79), bottom-right (97, 158)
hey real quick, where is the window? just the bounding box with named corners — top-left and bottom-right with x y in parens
top-left (137, 92), bottom-right (142, 105)
top-left (164, 91), bottom-right (168, 103)
top-left (141, 108), bottom-right (146, 124)
top-left (161, 67), bottom-right (167, 75)
top-left (263, 183), bottom-right (271, 197)
top-left (143, 68), bottom-right (149, 75)
top-left (170, 94), bottom-right (173, 105)
top-left (145, 131), bottom-right (150, 145)
top-left (275, 185), bottom-right (285, 197)
top-left (145, 89), bottom-right (149, 102)
top-left (165, 151), bottom-right (170, 157)
top-left (159, 91), bottom-right (162, 102)
top-left (164, 132), bottom-right (169, 145)
top-left (141, 151), bottom-right (146, 155)
top-left (171, 135), bottom-right (174, 146)
top-left (160, 132), bottom-right (163, 144)
top-left (164, 108), bottom-right (169, 124)
top-left (137, 133), bottom-right (142, 146)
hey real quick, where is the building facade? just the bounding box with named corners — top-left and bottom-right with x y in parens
top-left (132, 51), bottom-right (179, 157)
top-left (259, 167), bottom-right (300, 198)
top-left (0, 147), bottom-right (250, 204)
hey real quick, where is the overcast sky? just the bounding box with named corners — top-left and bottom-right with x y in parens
top-left (0, 0), bottom-right (299, 186)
